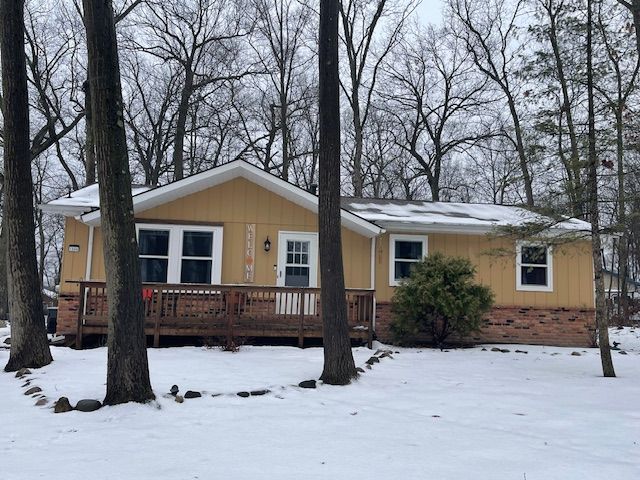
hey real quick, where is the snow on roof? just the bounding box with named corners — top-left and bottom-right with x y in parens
top-left (41, 184), bottom-right (152, 216)
top-left (341, 198), bottom-right (592, 235)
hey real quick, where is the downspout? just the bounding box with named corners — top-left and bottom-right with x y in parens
top-left (370, 236), bottom-right (376, 332)
top-left (85, 224), bottom-right (94, 281)
top-left (83, 225), bottom-right (95, 319)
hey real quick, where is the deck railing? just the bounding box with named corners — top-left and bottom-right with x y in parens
top-left (77, 281), bottom-right (374, 349)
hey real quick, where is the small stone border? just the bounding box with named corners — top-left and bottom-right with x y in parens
top-left (163, 348), bottom-right (399, 405)
top-left (9, 348), bottom-right (399, 413)
top-left (12, 367), bottom-right (103, 413)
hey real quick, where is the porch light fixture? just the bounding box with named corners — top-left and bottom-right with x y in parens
top-left (263, 237), bottom-right (271, 252)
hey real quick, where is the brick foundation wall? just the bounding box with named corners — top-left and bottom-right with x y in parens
top-left (57, 293), bottom-right (80, 335)
top-left (375, 302), bottom-right (596, 348)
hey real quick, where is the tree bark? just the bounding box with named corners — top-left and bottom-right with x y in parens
top-left (615, 107), bottom-right (630, 322)
top-left (83, 80), bottom-right (97, 185)
top-left (318, 0), bottom-right (357, 385)
top-left (1, 0), bottom-right (53, 371)
top-left (82, 0), bottom-right (155, 403)
top-left (171, 71), bottom-right (194, 181)
top-left (587, 0), bottom-right (615, 377)
top-left (0, 222), bottom-right (8, 322)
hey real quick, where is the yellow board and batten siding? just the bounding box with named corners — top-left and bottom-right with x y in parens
top-left (374, 232), bottom-right (594, 308)
top-left (59, 177), bottom-right (594, 310)
top-left (59, 177), bottom-right (372, 292)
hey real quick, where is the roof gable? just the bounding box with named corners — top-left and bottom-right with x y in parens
top-left (46, 160), bottom-right (383, 238)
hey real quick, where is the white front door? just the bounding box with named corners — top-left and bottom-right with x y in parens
top-left (276, 232), bottom-right (318, 314)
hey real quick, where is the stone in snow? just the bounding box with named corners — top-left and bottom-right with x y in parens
top-left (24, 386), bottom-right (42, 396)
top-left (184, 390), bottom-right (202, 399)
top-left (75, 399), bottom-right (102, 412)
top-left (15, 367), bottom-right (31, 378)
top-left (54, 397), bottom-right (73, 414)
top-left (298, 380), bottom-right (316, 389)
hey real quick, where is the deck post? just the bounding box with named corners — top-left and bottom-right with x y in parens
top-left (367, 294), bottom-right (373, 349)
top-left (226, 289), bottom-right (234, 348)
top-left (153, 289), bottom-right (162, 348)
top-left (76, 282), bottom-right (85, 350)
top-left (298, 291), bottom-right (305, 348)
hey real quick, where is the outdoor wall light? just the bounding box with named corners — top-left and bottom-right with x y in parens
top-left (263, 237), bottom-right (271, 252)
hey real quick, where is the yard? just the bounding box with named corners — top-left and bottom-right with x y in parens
top-left (0, 327), bottom-right (638, 479)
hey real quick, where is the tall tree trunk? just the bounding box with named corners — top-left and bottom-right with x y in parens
top-left (351, 94), bottom-right (364, 197)
top-left (0, 222), bottom-right (8, 323)
top-left (545, 2), bottom-right (583, 217)
top-left (280, 93), bottom-right (289, 181)
top-left (587, 0), bottom-right (615, 377)
top-left (1, 0), bottom-right (53, 371)
top-left (505, 91), bottom-right (535, 206)
top-left (172, 72), bottom-right (193, 181)
top-left (318, 0), bottom-right (357, 385)
top-left (615, 107), bottom-right (630, 322)
top-left (83, 81), bottom-right (97, 185)
top-left (83, 0), bottom-right (155, 403)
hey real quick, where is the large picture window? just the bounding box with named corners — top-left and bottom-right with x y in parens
top-left (136, 224), bottom-right (223, 284)
top-left (516, 242), bottom-right (553, 292)
top-left (389, 234), bottom-right (428, 286)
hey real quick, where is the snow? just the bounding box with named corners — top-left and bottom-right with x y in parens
top-left (342, 198), bottom-right (592, 233)
top-left (0, 328), bottom-right (638, 479)
top-left (41, 184), bottom-right (152, 215)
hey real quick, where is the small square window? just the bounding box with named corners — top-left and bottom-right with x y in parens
top-left (389, 235), bottom-right (427, 286)
top-left (516, 242), bottom-right (553, 292)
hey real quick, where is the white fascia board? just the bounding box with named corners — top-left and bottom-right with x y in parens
top-left (377, 221), bottom-right (592, 238)
top-left (39, 204), bottom-right (95, 216)
top-left (81, 160), bottom-right (383, 237)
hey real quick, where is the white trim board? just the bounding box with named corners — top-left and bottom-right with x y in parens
top-left (81, 160), bottom-right (383, 238)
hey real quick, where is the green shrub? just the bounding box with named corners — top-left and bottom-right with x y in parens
top-left (391, 252), bottom-right (494, 347)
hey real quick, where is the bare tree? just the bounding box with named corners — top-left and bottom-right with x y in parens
top-left (131, 0), bottom-right (254, 180)
top-left (382, 24), bottom-right (490, 201)
top-left (1, 0), bottom-right (53, 371)
top-left (616, 0), bottom-right (640, 54)
top-left (529, 0), bottom-right (587, 217)
top-left (123, 54), bottom-right (178, 186)
top-left (339, 0), bottom-right (414, 196)
top-left (586, 0), bottom-right (615, 377)
top-left (450, 0), bottom-right (535, 206)
top-left (252, 0), bottom-right (313, 180)
top-left (82, 0), bottom-right (155, 403)
top-left (319, 0), bottom-right (357, 385)
top-left (595, 2), bottom-right (640, 323)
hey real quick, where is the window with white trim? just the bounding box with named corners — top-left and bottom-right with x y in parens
top-left (389, 234), bottom-right (428, 286)
top-left (136, 224), bottom-right (223, 284)
top-left (516, 242), bottom-right (553, 292)
top-left (139, 229), bottom-right (170, 282)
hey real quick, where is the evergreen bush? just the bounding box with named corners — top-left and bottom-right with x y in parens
top-left (391, 252), bottom-right (494, 346)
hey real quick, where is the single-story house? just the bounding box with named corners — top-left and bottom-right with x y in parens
top-left (43, 160), bottom-right (596, 348)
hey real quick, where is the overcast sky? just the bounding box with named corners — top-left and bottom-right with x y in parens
top-left (416, 0), bottom-right (444, 25)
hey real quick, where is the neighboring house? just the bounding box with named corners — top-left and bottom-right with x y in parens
top-left (603, 269), bottom-right (640, 300)
top-left (43, 160), bottom-right (596, 348)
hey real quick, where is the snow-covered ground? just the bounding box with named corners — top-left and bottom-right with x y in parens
top-left (0, 327), bottom-right (638, 480)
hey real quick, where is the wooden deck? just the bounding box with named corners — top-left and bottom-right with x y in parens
top-left (76, 281), bottom-right (374, 349)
